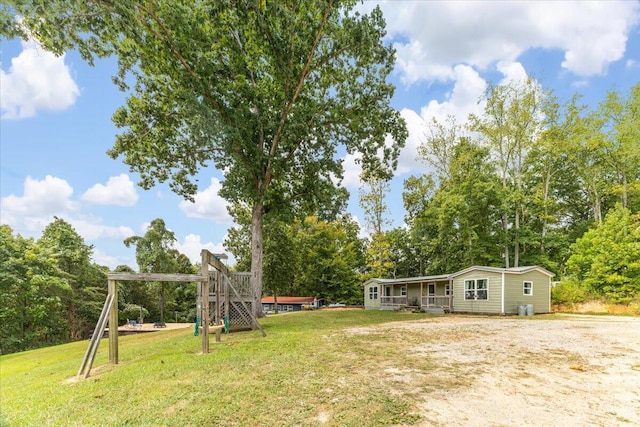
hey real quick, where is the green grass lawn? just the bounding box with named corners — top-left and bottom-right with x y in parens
top-left (1, 309), bottom-right (436, 426)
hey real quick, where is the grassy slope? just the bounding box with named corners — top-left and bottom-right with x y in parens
top-left (1, 310), bottom-right (434, 427)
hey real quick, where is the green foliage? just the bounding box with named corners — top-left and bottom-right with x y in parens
top-left (124, 218), bottom-right (194, 322)
top-left (551, 279), bottom-right (591, 305)
top-left (262, 219), bottom-right (296, 300)
top-left (38, 218), bottom-right (107, 341)
top-left (1, 1), bottom-right (407, 304)
top-left (405, 139), bottom-right (503, 275)
top-left (119, 304), bottom-right (149, 324)
top-left (403, 80), bottom-right (640, 286)
top-left (363, 231), bottom-right (396, 279)
top-left (567, 206), bottom-right (640, 302)
top-left (291, 216), bottom-right (364, 304)
top-left (0, 220), bottom-right (107, 354)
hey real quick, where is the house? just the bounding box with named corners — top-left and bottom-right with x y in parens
top-left (363, 266), bottom-right (554, 315)
top-left (261, 296), bottom-right (324, 313)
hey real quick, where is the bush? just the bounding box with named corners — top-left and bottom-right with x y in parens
top-left (551, 279), bottom-right (591, 305)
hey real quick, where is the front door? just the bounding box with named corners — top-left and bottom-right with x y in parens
top-left (428, 283), bottom-right (435, 306)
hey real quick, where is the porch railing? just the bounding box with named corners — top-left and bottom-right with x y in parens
top-left (380, 296), bottom-right (408, 306)
top-left (421, 295), bottom-right (451, 308)
top-left (381, 295), bottom-right (451, 308)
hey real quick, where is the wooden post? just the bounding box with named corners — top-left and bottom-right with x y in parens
top-left (200, 250), bottom-right (209, 354)
top-left (215, 270), bottom-right (222, 343)
top-left (108, 279), bottom-right (118, 364)
top-left (224, 274), bottom-right (230, 330)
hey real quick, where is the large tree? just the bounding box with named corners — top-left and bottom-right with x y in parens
top-left (291, 216), bottom-right (363, 304)
top-left (470, 78), bottom-right (549, 267)
top-left (39, 218), bottom-right (107, 340)
top-left (2, 1), bottom-right (407, 302)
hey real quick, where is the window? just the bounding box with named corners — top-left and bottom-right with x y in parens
top-left (400, 286), bottom-right (407, 296)
top-left (369, 286), bottom-right (378, 300)
top-left (464, 279), bottom-right (488, 300)
top-left (523, 281), bottom-right (533, 296)
top-left (445, 284), bottom-right (451, 296)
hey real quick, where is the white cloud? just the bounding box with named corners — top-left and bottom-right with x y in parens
top-left (339, 153), bottom-right (363, 189)
top-left (394, 109), bottom-right (425, 176)
top-left (626, 59), bottom-right (639, 69)
top-left (1, 39), bottom-right (80, 119)
top-left (69, 217), bottom-right (135, 241)
top-left (173, 233), bottom-right (232, 265)
top-left (0, 175), bottom-right (135, 245)
top-left (81, 174), bottom-right (139, 206)
top-left (420, 65), bottom-right (488, 125)
top-left (375, 1), bottom-right (640, 84)
top-left (497, 61), bottom-right (529, 86)
top-left (394, 65), bottom-right (489, 177)
top-left (92, 248), bottom-right (136, 270)
top-left (1, 175), bottom-right (77, 221)
top-left (178, 177), bottom-right (232, 223)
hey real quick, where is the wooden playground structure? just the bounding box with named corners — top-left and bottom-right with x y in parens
top-left (78, 249), bottom-right (265, 379)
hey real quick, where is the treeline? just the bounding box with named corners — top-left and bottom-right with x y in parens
top-left (0, 218), bottom-right (197, 355)
top-left (1, 219), bottom-right (107, 354)
top-left (226, 80), bottom-right (640, 307)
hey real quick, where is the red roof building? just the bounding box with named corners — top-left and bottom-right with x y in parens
top-left (261, 296), bottom-right (324, 312)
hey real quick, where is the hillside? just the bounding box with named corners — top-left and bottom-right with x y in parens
top-left (1, 310), bottom-right (639, 426)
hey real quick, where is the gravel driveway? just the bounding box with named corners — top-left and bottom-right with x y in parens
top-left (350, 314), bottom-right (640, 426)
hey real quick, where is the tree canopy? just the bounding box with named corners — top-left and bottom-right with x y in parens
top-left (1, 1), bottom-right (408, 301)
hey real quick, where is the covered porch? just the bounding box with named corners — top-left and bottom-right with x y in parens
top-left (374, 275), bottom-right (452, 311)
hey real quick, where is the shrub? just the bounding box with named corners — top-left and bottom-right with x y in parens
top-left (551, 279), bottom-right (591, 305)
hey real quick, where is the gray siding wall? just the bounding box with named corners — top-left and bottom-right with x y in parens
top-left (452, 271), bottom-right (503, 313)
top-left (407, 285), bottom-right (421, 305)
top-left (503, 271), bottom-right (550, 314)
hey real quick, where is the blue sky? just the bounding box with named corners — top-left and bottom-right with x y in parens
top-left (2, 1), bottom-right (639, 270)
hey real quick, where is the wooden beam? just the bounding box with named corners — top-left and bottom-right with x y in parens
top-left (107, 273), bottom-right (206, 282)
top-left (202, 251), bottom-right (230, 277)
top-left (108, 279), bottom-right (118, 365)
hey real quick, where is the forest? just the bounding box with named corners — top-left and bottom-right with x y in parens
top-left (2, 80), bottom-right (638, 355)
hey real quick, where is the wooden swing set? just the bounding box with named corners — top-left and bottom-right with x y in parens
top-left (77, 249), bottom-right (265, 379)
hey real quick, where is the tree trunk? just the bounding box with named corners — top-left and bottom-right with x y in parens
top-left (593, 184), bottom-right (602, 224)
top-left (622, 172), bottom-right (628, 208)
top-left (273, 292), bottom-right (279, 315)
top-left (503, 213), bottom-right (510, 268)
top-left (159, 282), bottom-right (165, 323)
top-left (250, 201), bottom-right (265, 317)
top-left (514, 208), bottom-right (520, 268)
top-left (541, 168), bottom-right (551, 253)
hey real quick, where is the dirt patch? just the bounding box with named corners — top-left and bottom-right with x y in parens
top-left (346, 315), bottom-right (640, 426)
